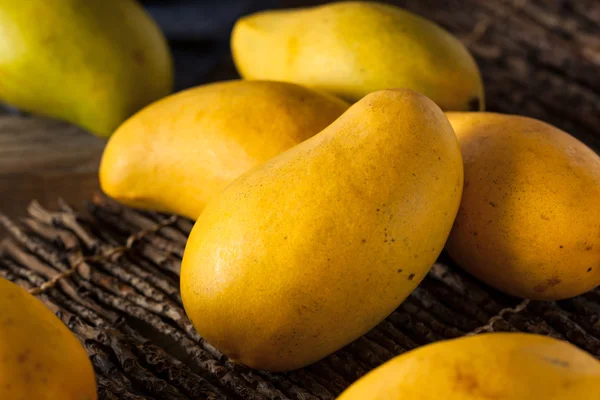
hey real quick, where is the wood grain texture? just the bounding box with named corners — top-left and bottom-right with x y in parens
top-left (0, 116), bottom-right (105, 220)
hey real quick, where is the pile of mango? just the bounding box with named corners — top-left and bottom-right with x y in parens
top-left (1, 1), bottom-right (599, 399)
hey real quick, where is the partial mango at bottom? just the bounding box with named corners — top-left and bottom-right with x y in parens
top-left (100, 80), bottom-right (349, 220)
top-left (0, 277), bottom-right (97, 400)
top-left (337, 333), bottom-right (600, 400)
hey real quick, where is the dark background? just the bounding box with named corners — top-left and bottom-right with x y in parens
top-left (1, 0), bottom-right (599, 221)
top-left (141, 0), bottom-right (277, 90)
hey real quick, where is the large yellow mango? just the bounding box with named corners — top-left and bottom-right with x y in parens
top-left (446, 112), bottom-right (600, 300)
top-left (232, 1), bottom-right (484, 111)
top-left (0, 277), bottom-right (97, 399)
top-left (181, 89), bottom-right (463, 371)
top-left (337, 333), bottom-right (600, 399)
top-left (100, 80), bottom-right (349, 220)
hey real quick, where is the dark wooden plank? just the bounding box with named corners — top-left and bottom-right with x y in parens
top-left (0, 116), bottom-right (105, 221)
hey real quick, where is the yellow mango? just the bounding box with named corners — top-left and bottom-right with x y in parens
top-left (181, 89), bottom-right (463, 371)
top-left (337, 333), bottom-right (600, 400)
top-left (0, 277), bottom-right (97, 399)
top-left (232, 1), bottom-right (484, 111)
top-left (100, 80), bottom-right (349, 220)
top-left (446, 112), bottom-right (600, 300)
top-left (0, 0), bottom-right (173, 137)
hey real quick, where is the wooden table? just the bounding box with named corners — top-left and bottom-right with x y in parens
top-left (0, 116), bottom-right (105, 220)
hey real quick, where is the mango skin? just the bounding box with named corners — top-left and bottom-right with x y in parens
top-left (181, 89), bottom-right (463, 372)
top-left (0, 0), bottom-right (173, 137)
top-left (337, 333), bottom-right (600, 400)
top-left (101, 80), bottom-right (348, 220)
top-left (0, 277), bottom-right (97, 400)
top-left (232, 1), bottom-right (484, 111)
top-left (446, 112), bottom-right (600, 300)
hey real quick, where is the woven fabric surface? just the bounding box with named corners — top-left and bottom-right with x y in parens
top-left (0, 196), bottom-right (598, 400)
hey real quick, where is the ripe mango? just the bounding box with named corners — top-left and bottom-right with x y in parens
top-left (100, 80), bottom-right (348, 220)
top-left (0, 0), bottom-right (173, 137)
top-left (181, 89), bottom-right (463, 371)
top-left (232, 1), bottom-right (484, 111)
top-left (337, 333), bottom-right (600, 400)
top-left (446, 112), bottom-right (600, 300)
top-left (0, 277), bottom-right (97, 399)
